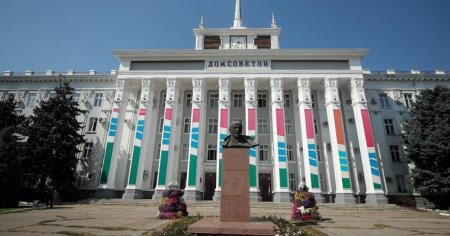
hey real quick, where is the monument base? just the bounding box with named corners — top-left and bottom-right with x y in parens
top-left (122, 189), bottom-right (143, 199)
top-left (335, 193), bottom-right (356, 204)
top-left (250, 192), bottom-right (262, 202)
top-left (184, 190), bottom-right (203, 201)
top-left (94, 188), bottom-right (116, 198)
top-left (188, 217), bottom-right (276, 236)
top-left (365, 194), bottom-right (388, 205)
top-left (151, 190), bottom-right (164, 200)
top-left (273, 192), bottom-right (291, 203)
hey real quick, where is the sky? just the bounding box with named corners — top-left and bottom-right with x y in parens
top-left (0, 0), bottom-right (449, 73)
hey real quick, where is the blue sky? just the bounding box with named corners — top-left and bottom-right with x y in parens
top-left (0, 0), bottom-right (449, 72)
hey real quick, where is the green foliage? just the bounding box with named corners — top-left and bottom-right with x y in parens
top-left (0, 96), bottom-right (24, 207)
top-left (149, 215), bottom-right (203, 236)
top-left (267, 215), bottom-right (303, 236)
top-left (401, 85), bottom-right (450, 204)
top-left (22, 81), bottom-right (85, 197)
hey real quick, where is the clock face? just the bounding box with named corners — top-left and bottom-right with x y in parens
top-left (230, 36), bottom-right (247, 49)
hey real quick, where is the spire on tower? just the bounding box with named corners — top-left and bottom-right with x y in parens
top-left (199, 15), bottom-right (204, 29)
top-left (271, 13), bottom-right (278, 28)
top-left (232, 0), bottom-right (244, 28)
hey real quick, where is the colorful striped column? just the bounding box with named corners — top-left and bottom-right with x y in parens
top-left (333, 109), bottom-right (352, 190)
top-left (187, 108), bottom-right (201, 188)
top-left (304, 109), bottom-right (320, 189)
top-left (216, 108), bottom-right (229, 189)
top-left (156, 108), bottom-right (173, 188)
top-left (127, 108), bottom-right (147, 185)
top-left (100, 106), bottom-right (120, 185)
top-left (273, 107), bottom-right (289, 190)
top-left (246, 108), bottom-right (257, 190)
top-left (361, 109), bottom-right (382, 190)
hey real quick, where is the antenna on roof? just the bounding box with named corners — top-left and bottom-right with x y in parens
top-left (232, 0), bottom-right (244, 28)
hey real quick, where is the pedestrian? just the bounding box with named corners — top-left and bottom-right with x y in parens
top-left (46, 185), bottom-right (54, 208)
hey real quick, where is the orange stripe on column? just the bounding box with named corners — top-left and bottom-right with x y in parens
top-left (333, 109), bottom-right (345, 145)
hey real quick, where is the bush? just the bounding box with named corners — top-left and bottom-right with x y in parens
top-left (150, 215), bottom-right (203, 236)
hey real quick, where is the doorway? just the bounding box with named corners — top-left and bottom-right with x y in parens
top-left (204, 173), bottom-right (216, 200)
top-left (259, 173), bottom-right (272, 202)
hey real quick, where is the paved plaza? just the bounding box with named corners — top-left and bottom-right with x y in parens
top-left (0, 199), bottom-right (449, 235)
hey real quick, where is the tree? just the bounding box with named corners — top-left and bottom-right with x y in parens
top-left (0, 95), bottom-right (24, 207)
top-left (401, 85), bottom-right (450, 208)
top-left (23, 80), bottom-right (85, 199)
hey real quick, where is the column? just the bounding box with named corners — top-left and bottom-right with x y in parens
top-left (152, 78), bottom-right (180, 200)
top-left (297, 78), bottom-right (324, 202)
top-left (123, 79), bottom-right (155, 199)
top-left (213, 78), bottom-right (231, 201)
top-left (270, 78), bottom-right (290, 202)
top-left (96, 79), bottom-right (128, 198)
top-left (185, 78), bottom-right (206, 201)
top-left (324, 78), bottom-right (354, 203)
top-left (244, 78), bottom-right (261, 202)
top-left (350, 78), bottom-right (387, 204)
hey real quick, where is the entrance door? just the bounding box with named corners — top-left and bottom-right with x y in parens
top-left (204, 173), bottom-right (216, 200)
top-left (259, 173), bottom-right (272, 202)
top-left (180, 172), bottom-right (187, 190)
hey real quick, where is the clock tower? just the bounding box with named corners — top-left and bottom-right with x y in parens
top-left (193, 0), bottom-right (281, 50)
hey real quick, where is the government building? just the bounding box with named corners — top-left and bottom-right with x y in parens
top-left (1, 0), bottom-right (448, 204)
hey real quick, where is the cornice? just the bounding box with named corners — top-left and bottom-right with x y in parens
top-left (0, 74), bottom-right (116, 83)
top-left (364, 74), bottom-right (449, 82)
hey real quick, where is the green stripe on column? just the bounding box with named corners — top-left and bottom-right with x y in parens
top-left (128, 146), bottom-right (141, 185)
top-left (157, 151), bottom-right (169, 186)
top-left (100, 142), bottom-right (114, 184)
top-left (218, 159), bottom-right (222, 187)
top-left (311, 174), bottom-right (319, 189)
top-left (342, 178), bottom-right (351, 189)
top-left (279, 169), bottom-right (288, 188)
top-left (188, 155), bottom-right (197, 186)
top-left (249, 164), bottom-right (256, 187)
top-left (374, 183), bottom-right (382, 190)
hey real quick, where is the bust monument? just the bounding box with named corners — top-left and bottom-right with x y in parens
top-left (222, 122), bottom-right (259, 148)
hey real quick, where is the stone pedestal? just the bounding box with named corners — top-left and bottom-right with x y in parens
top-left (122, 189), bottom-right (143, 199)
top-left (221, 148), bottom-right (250, 222)
top-left (184, 190), bottom-right (203, 201)
top-left (335, 193), bottom-right (356, 204)
top-left (365, 194), bottom-right (388, 205)
top-left (189, 148), bottom-right (276, 235)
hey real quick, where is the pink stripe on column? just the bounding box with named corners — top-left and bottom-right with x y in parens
top-left (113, 108), bottom-right (120, 113)
top-left (248, 109), bottom-right (256, 130)
top-left (305, 109), bottom-right (314, 139)
top-left (192, 109), bottom-right (200, 123)
top-left (165, 108), bottom-right (173, 120)
top-left (276, 109), bottom-right (285, 136)
top-left (220, 109), bottom-right (228, 128)
top-left (138, 109), bottom-right (147, 116)
top-left (361, 109), bottom-right (375, 147)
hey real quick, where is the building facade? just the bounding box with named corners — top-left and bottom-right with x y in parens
top-left (1, 0), bottom-right (448, 203)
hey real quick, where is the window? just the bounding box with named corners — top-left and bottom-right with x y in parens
top-left (209, 93), bottom-right (219, 108)
top-left (233, 93), bottom-right (243, 107)
top-left (254, 35), bottom-right (271, 49)
top-left (317, 145), bottom-right (321, 162)
top-left (82, 142), bottom-right (93, 160)
top-left (379, 93), bottom-right (391, 109)
top-left (26, 93), bottom-right (37, 107)
top-left (258, 119), bottom-right (268, 134)
top-left (314, 119), bottom-right (319, 135)
top-left (204, 36), bottom-right (221, 49)
top-left (72, 93), bottom-right (81, 104)
top-left (395, 175), bottom-right (408, 193)
top-left (284, 93), bottom-right (291, 108)
top-left (404, 93), bottom-right (413, 109)
top-left (320, 174), bottom-right (324, 191)
top-left (289, 173), bottom-right (296, 192)
top-left (155, 144), bottom-right (161, 160)
top-left (183, 118), bottom-right (191, 133)
top-left (390, 145), bottom-right (401, 162)
top-left (185, 93), bottom-right (192, 108)
top-left (285, 119), bottom-right (293, 135)
top-left (259, 144), bottom-right (269, 162)
top-left (181, 144), bottom-right (189, 161)
top-left (208, 118), bottom-right (218, 134)
top-left (258, 93), bottom-right (267, 108)
top-left (384, 119), bottom-right (395, 135)
top-left (161, 93), bottom-right (166, 107)
top-left (311, 94), bottom-right (315, 108)
top-left (287, 145), bottom-right (294, 161)
top-left (207, 144), bottom-right (217, 161)
top-left (93, 93), bottom-right (103, 107)
top-left (87, 118), bottom-right (98, 132)
top-left (158, 118), bottom-right (164, 133)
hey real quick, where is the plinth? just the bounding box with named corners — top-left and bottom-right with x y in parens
top-left (189, 148), bottom-right (276, 235)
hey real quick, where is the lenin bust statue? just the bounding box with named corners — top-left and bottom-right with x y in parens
top-left (222, 122), bottom-right (259, 148)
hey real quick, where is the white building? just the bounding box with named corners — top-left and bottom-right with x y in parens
top-left (1, 0), bottom-right (448, 204)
